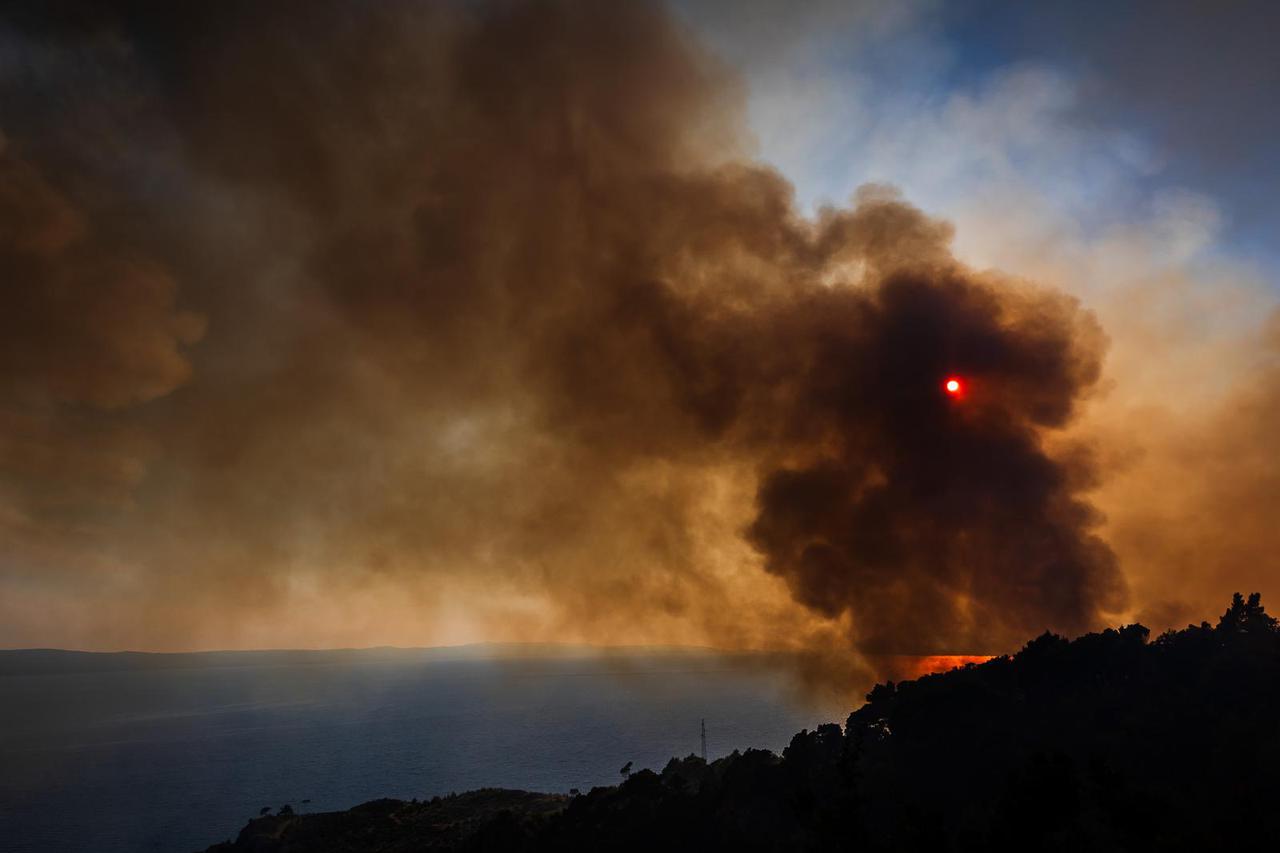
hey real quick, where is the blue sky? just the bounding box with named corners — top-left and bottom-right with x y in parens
top-left (682, 0), bottom-right (1280, 283)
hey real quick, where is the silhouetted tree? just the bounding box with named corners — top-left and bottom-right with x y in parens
top-left (1217, 591), bottom-right (1278, 635)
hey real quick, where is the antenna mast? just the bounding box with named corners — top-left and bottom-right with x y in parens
top-left (700, 718), bottom-right (707, 762)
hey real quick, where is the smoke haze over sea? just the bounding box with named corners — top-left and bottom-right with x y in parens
top-left (1, 0), bottom-right (1278, 699)
top-left (0, 647), bottom-right (844, 853)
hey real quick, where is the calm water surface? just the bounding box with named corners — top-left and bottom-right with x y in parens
top-left (0, 648), bottom-right (843, 853)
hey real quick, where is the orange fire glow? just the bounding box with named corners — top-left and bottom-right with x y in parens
top-left (879, 654), bottom-right (994, 682)
top-left (909, 654), bottom-right (992, 678)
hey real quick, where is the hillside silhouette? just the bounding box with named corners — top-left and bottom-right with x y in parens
top-left (205, 594), bottom-right (1280, 852)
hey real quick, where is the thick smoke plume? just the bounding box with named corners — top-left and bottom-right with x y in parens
top-left (0, 0), bottom-right (1134, 689)
top-left (745, 265), bottom-right (1119, 656)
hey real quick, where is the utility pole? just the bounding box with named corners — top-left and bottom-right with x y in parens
top-left (700, 718), bottom-right (707, 762)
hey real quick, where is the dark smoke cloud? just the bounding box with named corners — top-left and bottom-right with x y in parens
top-left (0, 134), bottom-right (202, 563)
top-left (0, 0), bottom-right (1125, 686)
top-left (745, 261), bottom-right (1120, 655)
top-left (0, 144), bottom-right (203, 410)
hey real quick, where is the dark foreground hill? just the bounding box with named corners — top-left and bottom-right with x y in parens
top-left (204, 594), bottom-right (1280, 852)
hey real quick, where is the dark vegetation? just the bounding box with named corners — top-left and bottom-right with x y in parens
top-left (204, 790), bottom-right (569, 853)
top-left (204, 594), bottom-right (1280, 852)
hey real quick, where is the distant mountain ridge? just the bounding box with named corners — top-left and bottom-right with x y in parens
top-left (0, 643), bottom-right (759, 676)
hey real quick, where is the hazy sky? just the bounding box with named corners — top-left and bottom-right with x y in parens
top-left (1, 0), bottom-right (1277, 696)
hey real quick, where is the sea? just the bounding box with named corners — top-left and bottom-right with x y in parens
top-left (0, 646), bottom-right (845, 853)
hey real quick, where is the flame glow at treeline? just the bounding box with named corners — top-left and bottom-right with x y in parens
top-left (1, 0), bottom-right (1278, 697)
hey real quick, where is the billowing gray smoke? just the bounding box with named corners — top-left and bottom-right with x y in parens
top-left (0, 0), bottom-right (1127, 685)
